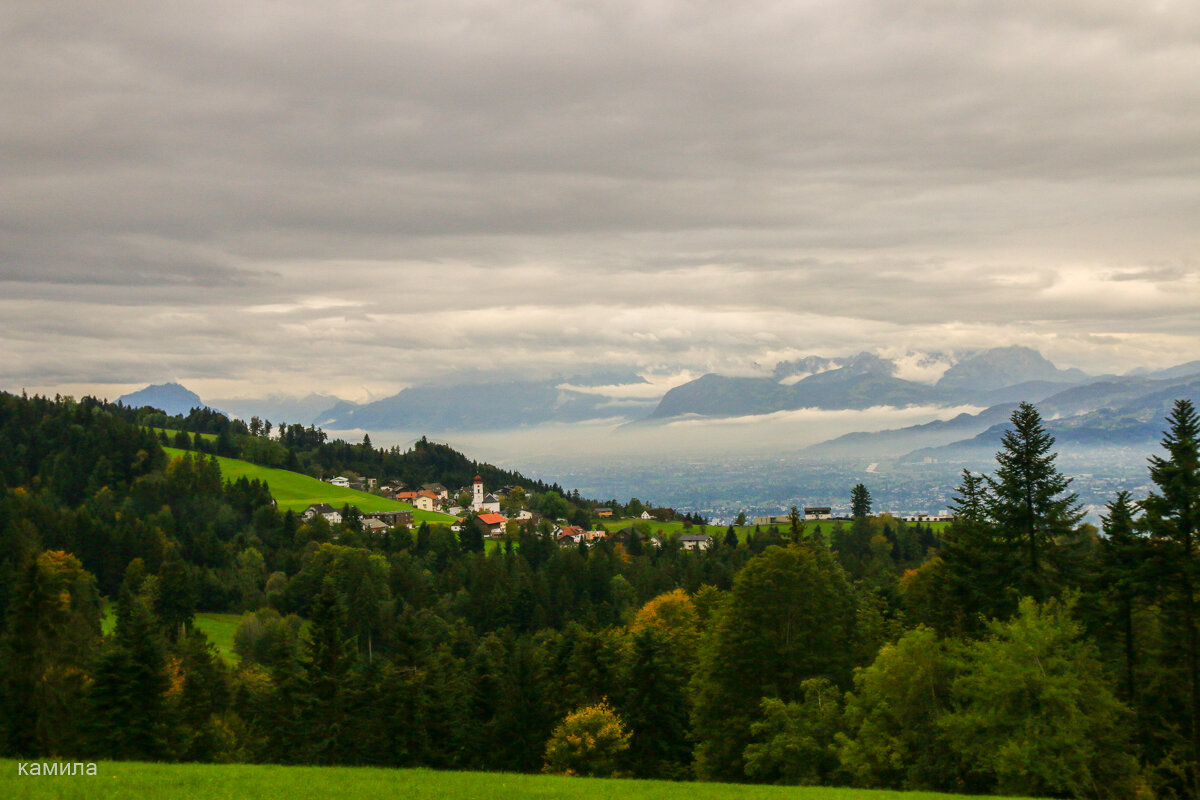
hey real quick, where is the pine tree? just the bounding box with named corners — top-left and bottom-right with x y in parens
top-left (87, 593), bottom-right (172, 760)
top-left (299, 576), bottom-right (357, 764)
top-left (1140, 399), bottom-right (1200, 787)
top-left (851, 484), bottom-right (872, 519)
top-left (1098, 491), bottom-right (1148, 702)
top-left (925, 470), bottom-right (1018, 633)
top-left (620, 628), bottom-right (692, 778)
top-left (156, 547), bottom-right (195, 641)
top-left (0, 550), bottom-right (102, 757)
top-left (986, 402), bottom-right (1084, 599)
top-left (948, 469), bottom-right (989, 523)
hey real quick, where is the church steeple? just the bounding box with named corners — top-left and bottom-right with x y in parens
top-left (472, 475), bottom-right (484, 511)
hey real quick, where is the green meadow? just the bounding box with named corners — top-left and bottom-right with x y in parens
top-left (161, 447), bottom-right (455, 523)
top-left (0, 760), bottom-right (1043, 800)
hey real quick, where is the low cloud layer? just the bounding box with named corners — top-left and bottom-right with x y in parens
top-left (3, 1), bottom-right (1198, 401)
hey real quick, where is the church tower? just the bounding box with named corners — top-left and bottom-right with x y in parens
top-left (472, 475), bottom-right (484, 511)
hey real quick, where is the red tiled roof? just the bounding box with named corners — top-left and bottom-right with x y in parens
top-left (478, 513), bottom-right (506, 525)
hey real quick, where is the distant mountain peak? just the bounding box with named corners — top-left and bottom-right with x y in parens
top-left (936, 346), bottom-right (1089, 393)
top-left (117, 382), bottom-right (206, 417)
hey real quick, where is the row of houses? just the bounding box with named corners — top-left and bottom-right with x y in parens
top-left (555, 525), bottom-right (713, 552)
top-left (301, 503), bottom-right (414, 531)
top-left (751, 508), bottom-right (957, 525)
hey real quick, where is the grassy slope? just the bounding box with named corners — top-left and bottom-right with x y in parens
top-left (0, 761), bottom-right (1043, 800)
top-left (161, 447), bottom-right (455, 523)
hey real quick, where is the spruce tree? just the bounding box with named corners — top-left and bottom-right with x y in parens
top-left (87, 593), bottom-right (172, 760)
top-left (851, 484), bottom-right (872, 519)
top-left (1098, 491), bottom-right (1147, 702)
top-left (0, 550), bottom-right (101, 757)
top-left (986, 402), bottom-right (1084, 599)
top-left (1140, 399), bottom-right (1200, 787)
top-left (620, 628), bottom-right (692, 779)
top-left (299, 576), bottom-right (357, 764)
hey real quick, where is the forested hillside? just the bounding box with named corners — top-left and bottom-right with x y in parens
top-left (2, 391), bottom-right (1200, 799)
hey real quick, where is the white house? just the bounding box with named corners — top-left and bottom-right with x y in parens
top-left (329, 476), bottom-right (351, 488)
top-left (302, 503), bottom-right (343, 525)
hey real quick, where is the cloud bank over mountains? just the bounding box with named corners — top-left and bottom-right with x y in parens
top-left (2, 1), bottom-right (1199, 400)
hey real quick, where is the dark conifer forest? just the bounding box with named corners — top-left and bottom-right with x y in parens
top-left (2, 390), bottom-right (1200, 798)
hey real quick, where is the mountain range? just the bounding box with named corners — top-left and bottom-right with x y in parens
top-left (646, 347), bottom-right (1097, 420)
top-left (114, 348), bottom-right (1200, 460)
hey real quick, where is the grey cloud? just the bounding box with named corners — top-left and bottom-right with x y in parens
top-left (2, 1), bottom-right (1199, 394)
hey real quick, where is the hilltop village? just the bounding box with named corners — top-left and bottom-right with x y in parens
top-left (309, 472), bottom-right (957, 551)
top-left (308, 474), bottom-right (718, 551)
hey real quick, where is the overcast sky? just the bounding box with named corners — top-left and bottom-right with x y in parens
top-left (3, 0), bottom-right (1198, 402)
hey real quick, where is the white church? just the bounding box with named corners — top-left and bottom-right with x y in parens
top-left (471, 475), bottom-right (502, 514)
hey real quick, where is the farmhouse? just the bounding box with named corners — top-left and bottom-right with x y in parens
top-left (328, 476), bottom-right (350, 488)
top-left (476, 512), bottom-right (507, 538)
top-left (557, 525), bottom-right (586, 547)
top-left (804, 506), bottom-right (833, 520)
top-left (302, 503), bottom-right (343, 524)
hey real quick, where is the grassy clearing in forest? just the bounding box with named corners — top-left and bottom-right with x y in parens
top-left (101, 606), bottom-right (243, 663)
top-left (0, 760), bottom-right (1045, 800)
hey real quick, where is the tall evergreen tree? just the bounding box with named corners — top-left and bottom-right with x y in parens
top-left (948, 469), bottom-right (989, 523)
top-left (1097, 491), bottom-right (1148, 702)
top-left (1140, 399), bottom-right (1200, 788)
top-left (0, 550), bottom-right (102, 757)
top-left (620, 628), bottom-right (692, 779)
top-left (156, 546), bottom-right (195, 641)
top-left (299, 576), bottom-right (358, 764)
top-left (86, 592), bottom-right (172, 760)
top-left (986, 402), bottom-right (1084, 599)
top-left (851, 484), bottom-right (872, 519)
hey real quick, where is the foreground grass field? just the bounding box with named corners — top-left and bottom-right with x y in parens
top-left (161, 447), bottom-right (455, 523)
top-left (0, 760), bottom-right (1043, 800)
